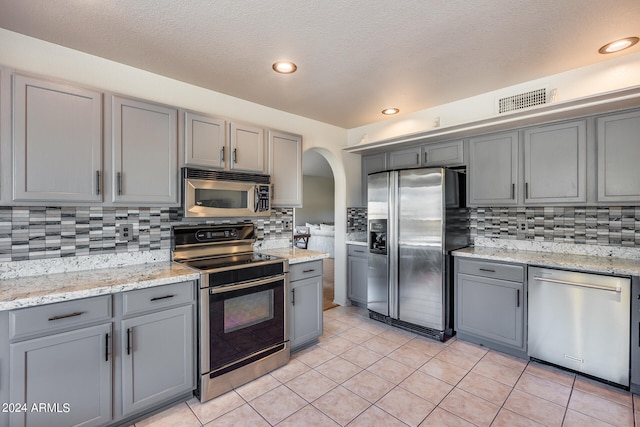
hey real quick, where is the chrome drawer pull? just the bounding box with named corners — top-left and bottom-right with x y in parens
top-left (478, 268), bottom-right (495, 273)
top-left (302, 269), bottom-right (316, 273)
top-left (150, 294), bottom-right (175, 302)
top-left (533, 276), bottom-right (621, 293)
top-left (48, 311), bottom-right (84, 321)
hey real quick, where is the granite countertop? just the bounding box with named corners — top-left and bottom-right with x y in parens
top-left (259, 247), bottom-right (330, 264)
top-left (452, 237), bottom-right (640, 277)
top-left (0, 251), bottom-right (200, 311)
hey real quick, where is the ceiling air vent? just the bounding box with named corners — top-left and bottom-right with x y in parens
top-left (498, 88), bottom-right (547, 114)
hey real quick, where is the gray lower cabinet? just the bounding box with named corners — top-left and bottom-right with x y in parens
top-left (523, 120), bottom-right (587, 204)
top-left (347, 244), bottom-right (368, 306)
top-left (454, 258), bottom-right (526, 357)
top-left (597, 110), bottom-right (640, 204)
top-left (289, 260), bottom-right (323, 350)
top-left (10, 324), bottom-right (112, 427)
top-left (8, 296), bottom-right (113, 427)
top-left (5, 282), bottom-right (196, 427)
top-left (468, 131), bottom-right (519, 206)
top-left (12, 73), bottom-right (103, 203)
top-left (120, 305), bottom-right (194, 416)
top-left (111, 95), bottom-right (178, 205)
top-left (631, 276), bottom-right (640, 394)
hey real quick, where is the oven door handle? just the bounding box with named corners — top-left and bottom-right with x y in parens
top-left (209, 274), bottom-right (285, 294)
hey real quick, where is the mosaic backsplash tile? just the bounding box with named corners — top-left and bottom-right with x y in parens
top-left (470, 206), bottom-right (640, 247)
top-left (347, 207), bottom-right (367, 232)
top-left (0, 206), bottom-right (293, 262)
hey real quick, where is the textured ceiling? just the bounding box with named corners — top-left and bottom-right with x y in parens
top-left (1, 0), bottom-right (639, 128)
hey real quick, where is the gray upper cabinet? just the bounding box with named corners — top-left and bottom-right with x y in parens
top-left (268, 130), bottom-right (302, 207)
top-left (361, 153), bottom-right (387, 205)
top-left (111, 95), bottom-right (178, 205)
top-left (597, 110), bottom-right (640, 204)
top-left (387, 146), bottom-right (422, 170)
top-left (12, 74), bottom-right (102, 203)
top-left (9, 322), bottom-right (112, 427)
top-left (229, 122), bottom-right (266, 173)
top-left (422, 140), bottom-right (464, 167)
top-left (523, 120), bottom-right (586, 204)
top-left (184, 111), bottom-right (226, 169)
top-left (468, 131), bottom-right (519, 206)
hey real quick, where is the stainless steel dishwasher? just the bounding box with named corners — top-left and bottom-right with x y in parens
top-left (528, 266), bottom-right (630, 386)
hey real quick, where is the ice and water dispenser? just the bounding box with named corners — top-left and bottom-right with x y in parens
top-left (369, 219), bottom-right (387, 255)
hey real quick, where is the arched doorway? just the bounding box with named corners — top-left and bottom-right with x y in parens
top-left (293, 146), bottom-right (351, 310)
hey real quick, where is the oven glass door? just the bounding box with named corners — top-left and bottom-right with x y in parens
top-left (208, 276), bottom-right (285, 374)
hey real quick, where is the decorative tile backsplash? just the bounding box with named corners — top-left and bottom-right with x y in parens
top-left (0, 206), bottom-right (293, 262)
top-left (347, 207), bottom-right (367, 232)
top-left (470, 207), bottom-right (640, 247)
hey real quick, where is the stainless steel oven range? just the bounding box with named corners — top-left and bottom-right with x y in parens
top-left (173, 224), bottom-right (289, 402)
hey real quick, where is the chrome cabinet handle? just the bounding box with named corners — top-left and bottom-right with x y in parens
top-left (232, 148), bottom-right (237, 164)
top-left (117, 172), bottom-right (123, 195)
top-left (96, 171), bottom-right (101, 195)
top-left (48, 311), bottom-right (84, 321)
top-left (424, 152), bottom-right (428, 164)
top-left (525, 182), bottom-right (529, 199)
top-left (516, 289), bottom-right (520, 307)
top-left (511, 183), bottom-right (515, 199)
top-left (478, 268), bottom-right (495, 273)
top-left (303, 269), bottom-right (316, 273)
top-left (220, 147), bottom-right (225, 162)
top-left (291, 289), bottom-right (295, 306)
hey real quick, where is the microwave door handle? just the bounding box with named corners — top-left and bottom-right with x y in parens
top-left (254, 186), bottom-right (260, 212)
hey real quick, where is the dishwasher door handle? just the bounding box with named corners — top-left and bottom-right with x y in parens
top-left (533, 276), bottom-right (621, 293)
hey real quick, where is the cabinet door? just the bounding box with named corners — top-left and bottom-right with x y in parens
top-left (347, 250), bottom-right (368, 305)
top-left (112, 96), bottom-right (178, 205)
top-left (387, 146), bottom-right (421, 169)
top-left (361, 153), bottom-right (387, 205)
top-left (9, 323), bottom-right (112, 427)
top-left (268, 130), bottom-right (302, 207)
top-left (13, 74), bottom-right (102, 203)
top-left (524, 120), bottom-right (586, 204)
top-left (597, 110), bottom-right (640, 203)
top-left (456, 273), bottom-right (524, 349)
top-left (121, 305), bottom-right (195, 415)
top-left (290, 275), bottom-right (323, 350)
top-left (184, 112), bottom-right (226, 169)
top-left (229, 122), bottom-right (265, 173)
top-left (468, 131), bottom-right (519, 206)
top-left (121, 305), bottom-right (194, 416)
top-left (422, 140), bottom-right (464, 167)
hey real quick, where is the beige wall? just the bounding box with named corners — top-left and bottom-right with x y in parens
top-left (295, 176), bottom-right (335, 226)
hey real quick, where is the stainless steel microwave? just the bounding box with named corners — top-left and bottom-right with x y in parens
top-left (182, 168), bottom-right (271, 218)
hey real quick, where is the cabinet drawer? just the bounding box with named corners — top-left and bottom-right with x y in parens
top-left (348, 245), bottom-right (368, 257)
top-left (122, 281), bottom-right (195, 317)
top-left (10, 295), bottom-right (112, 340)
top-left (290, 260), bottom-right (323, 282)
top-left (457, 259), bottom-right (524, 282)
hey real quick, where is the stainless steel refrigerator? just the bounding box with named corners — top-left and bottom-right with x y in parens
top-left (367, 168), bottom-right (469, 341)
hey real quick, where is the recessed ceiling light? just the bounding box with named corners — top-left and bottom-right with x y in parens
top-left (598, 37), bottom-right (639, 54)
top-left (272, 61), bottom-right (297, 74)
top-left (381, 108), bottom-right (400, 115)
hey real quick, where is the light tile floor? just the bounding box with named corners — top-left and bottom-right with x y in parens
top-left (135, 306), bottom-right (639, 426)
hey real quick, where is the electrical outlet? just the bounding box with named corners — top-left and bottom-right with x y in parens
top-left (118, 224), bottom-right (134, 241)
top-left (517, 220), bottom-right (527, 232)
top-left (283, 220), bottom-right (291, 230)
